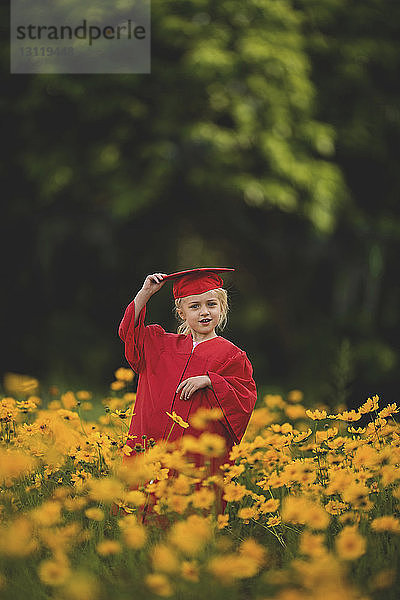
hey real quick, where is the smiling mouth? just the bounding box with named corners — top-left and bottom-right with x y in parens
top-left (199, 318), bottom-right (212, 324)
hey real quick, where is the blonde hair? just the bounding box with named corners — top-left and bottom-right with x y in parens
top-left (173, 288), bottom-right (229, 335)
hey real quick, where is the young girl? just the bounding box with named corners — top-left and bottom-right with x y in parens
top-left (118, 268), bottom-right (257, 486)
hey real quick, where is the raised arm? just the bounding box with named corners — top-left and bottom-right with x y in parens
top-left (133, 272), bottom-right (168, 327)
top-left (118, 273), bottom-right (168, 372)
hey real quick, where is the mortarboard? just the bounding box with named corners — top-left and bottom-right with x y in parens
top-left (163, 267), bottom-right (235, 299)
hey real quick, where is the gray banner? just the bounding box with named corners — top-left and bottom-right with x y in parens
top-left (10, 0), bottom-right (151, 74)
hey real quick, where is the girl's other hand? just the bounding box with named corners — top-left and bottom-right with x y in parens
top-left (141, 273), bottom-right (168, 296)
top-left (176, 375), bottom-right (212, 400)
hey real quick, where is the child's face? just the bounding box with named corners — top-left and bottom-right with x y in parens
top-left (178, 290), bottom-right (221, 338)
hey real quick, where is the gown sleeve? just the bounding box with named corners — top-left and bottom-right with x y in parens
top-left (118, 300), bottom-right (164, 374)
top-left (206, 351), bottom-right (257, 444)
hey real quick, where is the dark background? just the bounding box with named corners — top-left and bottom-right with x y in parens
top-left (1, 0), bottom-right (399, 406)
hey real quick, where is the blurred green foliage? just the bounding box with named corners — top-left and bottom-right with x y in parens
top-left (1, 0), bottom-right (399, 405)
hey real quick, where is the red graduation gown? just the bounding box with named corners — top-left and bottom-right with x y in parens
top-left (118, 299), bottom-right (257, 467)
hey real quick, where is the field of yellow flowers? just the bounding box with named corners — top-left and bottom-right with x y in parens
top-left (1, 369), bottom-right (399, 600)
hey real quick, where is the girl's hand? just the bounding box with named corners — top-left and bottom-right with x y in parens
top-left (141, 273), bottom-right (168, 297)
top-left (176, 376), bottom-right (212, 400)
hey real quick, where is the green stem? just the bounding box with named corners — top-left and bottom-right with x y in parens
top-left (165, 422), bottom-right (175, 442)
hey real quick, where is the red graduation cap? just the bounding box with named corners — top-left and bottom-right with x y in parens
top-left (163, 267), bottom-right (235, 299)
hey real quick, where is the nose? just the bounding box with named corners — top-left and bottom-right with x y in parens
top-left (200, 306), bottom-right (210, 316)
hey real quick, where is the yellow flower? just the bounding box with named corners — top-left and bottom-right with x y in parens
top-left (239, 538), bottom-right (266, 567)
top-left (271, 422), bottom-right (293, 434)
top-left (292, 429), bottom-right (312, 444)
top-left (3, 372), bottom-right (39, 395)
top-left (342, 482), bottom-right (370, 506)
top-left (48, 400), bottom-right (62, 410)
top-left (208, 553), bottom-right (261, 582)
top-left (190, 406), bottom-right (223, 429)
top-left (238, 506), bottom-right (258, 520)
top-left (169, 514), bottom-right (212, 556)
top-left (352, 445), bottom-right (379, 468)
top-left (197, 432), bottom-right (226, 456)
top-left (76, 390), bottom-right (92, 400)
top-left (61, 391), bottom-right (77, 409)
top-left (121, 444), bottom-right (134, 456)
top-left (379, 403), bottom-right (399, 418)
top-left (0, 449), bottom-right (37, 485)
top-left (145, 573), bottom-right (173, 597)
top-left (335, 525), bottom-right (366, 560)
top-left (380, 465), bottom-right (400, 486)
top-left (96, 540), bottom-right (121, 556)
top-left (359, 395), bottom-right (379, 414)
top-left (81, 401), bottom-right (93, 410)
top-left (300, 531), bottom-right (326, 557)
top-left (258, 498), bottom-right (280, 514)
top-left (111, 380), bottom-right (126, 391)
top-left (125, 489), bottom-right (146, 506)
top-left (285, 404), bottom-right (306, 420)
top-left (59, 573), bottom-right (99, 600)
top-left (287, 389), bottom-right (303, 403)
top-left (191, 487), bottom-right (215, 510)
top-left (151, 544), bottom-right (180, 573)
top-left (306, 409), bottom-right (327, 420)
top-left (88, 478), bottom-right (124, 503)
top-left (266, 515), bottom-right (282, 527)
top-left (335, 410), bottom-right (362, 422)
top-left (324, 500), bottom-right (348, 516)
top-left (114, 367), bottom-right (134, 382)
top-left (325, 469), bottom-right (354, 495)
top-left (170, 473), bottom-right (191, 495)
top-left (223, 482), bottom-right (249, 502)
top-left (0, 517), bottom-right (37, 556)
top-left (85, 507), bottom-right (105, 521)
top-left (217, 514), bottom-right (229, 529)
top-left (347, 426), bottom-right (366, 434)
top-left (31, 501), bottom-right (62, 527)
top-left (181, 560), bottom-right (199, 582)
top-left (371, 516), bottom-right (400, 533)
top-left (281, 497), bottom-right (329, 530)
top-left (119, 516), bottom-right (147, 549)
top-left (263, 394), bottom-right (285, 409)
top-left (64, 496), bottom-right (88, 511)
top-left (38, 558), bottom-right (70, 586)
top-left (166, 411), bottom-right (189, 428)
top-left (165, 494), bottom-right (189, 514)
